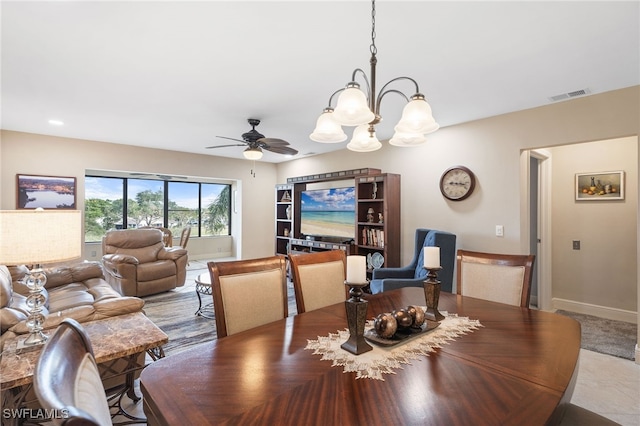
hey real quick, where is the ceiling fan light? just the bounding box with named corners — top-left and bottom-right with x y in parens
top-left (347, 125), bottom-right (382, 152)
top-left (243, 147), bottom-right (263, 160)
top-left (389, 131), bottom-right (427, 147)
top-left (310, 109), bottom-right (347, 143)
top-left (332, 83), bottom-right (375, 126)
top-left (395, 97), bottom-right (439, 134)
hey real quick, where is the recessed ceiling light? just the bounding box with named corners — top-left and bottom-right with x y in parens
top-left (48, 119), bottom-right (64, 126)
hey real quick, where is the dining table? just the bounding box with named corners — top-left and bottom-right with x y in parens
top-left (140, 287), bottom-right (581, 426)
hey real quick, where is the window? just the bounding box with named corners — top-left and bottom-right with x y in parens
top-left (85, 175), bottom-right (231, 242)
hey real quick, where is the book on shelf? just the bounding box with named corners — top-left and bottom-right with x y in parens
top-left (361, 227), bottom-right (384, 248)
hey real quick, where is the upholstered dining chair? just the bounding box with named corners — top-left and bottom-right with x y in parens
top-left (33, 318), bottom-right (112, 426)
top-left (289, 250), bottom-right (348, 314)
top-left (456, 249), bottom-right (535, 308)
top-left (208, 255), bottom-right (288, 338)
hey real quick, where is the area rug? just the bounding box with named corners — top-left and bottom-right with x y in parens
top-left (556, 310), bottom-right (636, 361)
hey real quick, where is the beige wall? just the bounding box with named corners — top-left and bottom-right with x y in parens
top-left (1, 86), bottom-right (638, 330)
top-left (0, 131), bottom-right (278, 260)
top-left (548, 137), bottom-right (637, 312)
top-left (277, 86), bottom-right (639, 316)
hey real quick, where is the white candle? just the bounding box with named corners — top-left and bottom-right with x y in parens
top-left (423, 247), bottom-right (440, 269)
top-left (346, 255), bottom-right (367, 283)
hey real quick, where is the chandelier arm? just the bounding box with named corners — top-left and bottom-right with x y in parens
top-left (326, 88), bottom-right (345, 108)
top-left (374, 77), bottom-right (421, 115)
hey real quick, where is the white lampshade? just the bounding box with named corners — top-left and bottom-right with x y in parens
top-left (394, 97), bottom-right (440, 135)
top-left (310, 109), bottom-right (347, 143)
top-left (332, 83), bottom-right (375, 126)
top-left (243, 147), bottom-right (263, 160)
top-left (347, 125), bottom-right (382, 152)
top-left (389, 131), bottom-right (428, 147)
top-left (0, 210), bottom-right (82, 265)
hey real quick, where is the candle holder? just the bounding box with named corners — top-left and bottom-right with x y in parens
top-left (341, 281), bottom-right (373, 355)
top-left (423, 267), bottom-right (445, 321)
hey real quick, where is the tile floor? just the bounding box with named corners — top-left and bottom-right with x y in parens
top-left (116, 259), bottom-right (640, 425)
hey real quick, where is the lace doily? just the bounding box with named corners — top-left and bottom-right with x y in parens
top-left (304, 311), bottom-right (482, 380)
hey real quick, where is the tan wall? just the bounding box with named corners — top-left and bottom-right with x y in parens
top-left (277, 86), bottom-right (639, 315)
top-left (0, 131), bottom-right (278, 261)
top-left (549, 137), bottom-right (637, 312)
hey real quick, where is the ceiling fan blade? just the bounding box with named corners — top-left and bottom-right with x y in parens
top-left (215, 136), bottom-right (249, 144)
top-left (264, 145), bottom-right (298, 156)
top-left (205, 143), bottom-right (246, 149)
top-left (258, 138), bottom-right (290, 146)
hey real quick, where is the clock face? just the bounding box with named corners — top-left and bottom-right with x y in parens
top-left (440, 166), bottom-right (476, 201)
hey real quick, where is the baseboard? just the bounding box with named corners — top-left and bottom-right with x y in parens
top-left (552, 298), bottom-right (637, 324)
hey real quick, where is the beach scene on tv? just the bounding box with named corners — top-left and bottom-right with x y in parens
top-left (300, 187), bottom-right (355, 239)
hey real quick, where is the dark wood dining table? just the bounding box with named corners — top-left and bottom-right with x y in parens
top-left (140, 287), bottom-right (581, 426)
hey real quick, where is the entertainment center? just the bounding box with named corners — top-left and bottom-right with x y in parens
top-left (275, 168), bottom-right (400, 273)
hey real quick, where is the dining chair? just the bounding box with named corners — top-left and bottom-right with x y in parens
top-left (456, 249), bottom-right (535, 307)
top-left (139, 226), bottom-right (173, 247)
top-left (33, 318), bottom-right (112, 426)
top-left (208, 255), bottom-right (288, 338)
top-left (177, 226), bottom-right (191, 249)
top-left (289, 250), bottom-right (348, 314)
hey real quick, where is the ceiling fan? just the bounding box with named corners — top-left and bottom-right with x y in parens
top-left (206, 118), bottom-right (298, 160)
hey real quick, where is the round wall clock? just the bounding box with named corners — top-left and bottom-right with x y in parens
top-left (439, 166), bottom-right (476, 201)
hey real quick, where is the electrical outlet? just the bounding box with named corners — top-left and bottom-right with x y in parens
top-left (495, 225), bottom-right (504, 237)
top-left (572, 240), bottom-right (580, 250)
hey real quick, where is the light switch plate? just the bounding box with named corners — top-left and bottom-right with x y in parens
top-left (495, 225), bottom-right (504, 237)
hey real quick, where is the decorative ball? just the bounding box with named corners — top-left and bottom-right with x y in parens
top-left (407, 305), bottom-right (425, 328)
top-left (392, 309), bottom-right (413, 329)
top-left (373, 313), bottom-right (397, 339)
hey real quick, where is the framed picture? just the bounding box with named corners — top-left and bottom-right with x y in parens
top-left (575, 171), bottom-right (624, 201)
top-left (16, 174), bottom-right (77, 209)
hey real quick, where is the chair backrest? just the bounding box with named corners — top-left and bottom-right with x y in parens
top-left (178, 226), bottom-right (191, 249)
top-left (102, 229), bottom-right (164, 263)
top-left (289, 250), bottom-right (347, 314)
top-left (139, 226), bottom-right (172, 246)
top-left (208, 255), bottom-right (288, 338)
top-left (456, 249), bottom-right (535, 307)
top-left (33, 318), bottom-right (112, 426)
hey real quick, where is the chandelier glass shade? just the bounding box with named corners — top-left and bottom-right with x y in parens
top-left (309, 108), bottom-right (347, 143)
top-left (243, 147), bottom-right (263, 160)
top-left (311, 0), bottom-right (438, 151)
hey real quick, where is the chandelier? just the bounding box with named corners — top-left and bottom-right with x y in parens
top-left (310, 0), bottom-right (439, 152)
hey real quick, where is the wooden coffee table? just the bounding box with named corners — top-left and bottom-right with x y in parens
top-left (195, 272), bottom-right (214, 319)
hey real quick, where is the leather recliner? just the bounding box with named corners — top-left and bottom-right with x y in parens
top-left (102, 228), bottom-right (188, 297)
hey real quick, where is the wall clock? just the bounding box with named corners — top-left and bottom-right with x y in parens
top-left (439, 166), bottom-right (476, 201)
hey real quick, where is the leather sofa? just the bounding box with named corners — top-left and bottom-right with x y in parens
top-left (0, 261), bottom-right (145, 350)
top-left (102, 228), bottom-right (188, 297)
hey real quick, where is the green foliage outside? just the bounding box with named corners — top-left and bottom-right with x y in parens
top-left (85, 187), bottom-right (230, 242)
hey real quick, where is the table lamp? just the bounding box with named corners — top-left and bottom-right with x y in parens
top-left (0, 209), bottom-right (82, 349)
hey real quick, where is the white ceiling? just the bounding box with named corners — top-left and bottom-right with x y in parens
top-left (2, 1), bottom-right (639, 163)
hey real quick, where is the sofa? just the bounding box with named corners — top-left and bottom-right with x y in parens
top-left (102, 228), bottom-right (188, 297)
top-left (0, 261), bottom-right (145, 350)
top-left (370, 228), bottom-right (457, 294)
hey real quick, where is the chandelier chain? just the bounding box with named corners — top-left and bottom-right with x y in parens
top-left (370, 0), bottom-right (377, 56)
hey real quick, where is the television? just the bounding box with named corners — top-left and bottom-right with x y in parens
top-left (300, 187), bottom-right (355, 240)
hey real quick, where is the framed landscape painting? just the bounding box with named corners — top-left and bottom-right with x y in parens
top-left (575, 171), bottom-right (624, 201)
top-left (16, 174), bottom-right (77, 209)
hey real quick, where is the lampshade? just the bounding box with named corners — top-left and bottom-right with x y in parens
top-left (347, 125), bottom-right (382, 152)
top-left (310, 109), bottom-right (348, 143)
top-left (243, 147), bottom-right (263, 160)
top-left (0, 210), bottom-right (82, 265)
top-left (332, 83), bottom-right (375, 126)
top-left (389, 131), bottom-right (428, 147)
top-left (394, 96), bottom-right (440, 135)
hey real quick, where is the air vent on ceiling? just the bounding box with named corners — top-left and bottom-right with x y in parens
top-left (549, 88), bottom-right (591, 102)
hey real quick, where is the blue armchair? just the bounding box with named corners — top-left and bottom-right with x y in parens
top-left (370, 228), bottom-right (457, 294)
